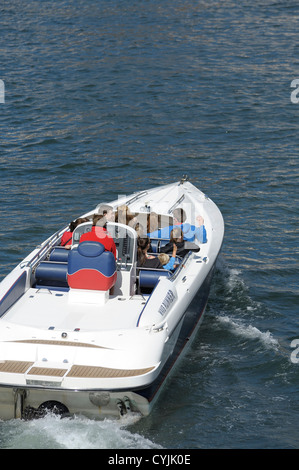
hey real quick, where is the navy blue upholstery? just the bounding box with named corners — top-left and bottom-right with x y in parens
top-left (149, 239), bottom-right (170, 253)
top-left (0, 271), bottom-right (27, 317)
top-left (49, 247), bottom-right (69, 262)
top-left (138, 269), bottom-right (170, 290)
top-left (149, 239), bottom-right (159, 253)
top-left (77, 241), bottom-right (105, 258)
top-left (35, 261), bottom-right (68, 289)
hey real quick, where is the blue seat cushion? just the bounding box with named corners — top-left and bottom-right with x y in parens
top-left (77, 241), bottom-right (105, 257)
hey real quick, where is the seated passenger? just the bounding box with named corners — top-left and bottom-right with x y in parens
top-left (79, 214), bottom-right (117, 259)
top-left (97, 204), bottom-right (115, 222)
top-left (158, 243), bottom-right (177, 271)
top-left (149, 208), bottom-right (207, 243)
top-left (115, 204), bottom-right (136, 227)
top-left (61, 217), bottom-right (89, 248)
top-left (160, 228), bottom-right (200, 258)
top-left (137, 236), bottom-right (163, 269)
top-left (147, 212), bottom-right (159, 234)
top-left (134, 222), bottom-right (145, 237)
top-left (173, 208), bottom-right (207, 243)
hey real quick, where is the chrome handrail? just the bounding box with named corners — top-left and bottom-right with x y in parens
top-left (24, 227), bottom-right (66, 269)
top-left (167, 194), bottom-right (185, 214)
top-left (125, 190), bottom-right (148, 206)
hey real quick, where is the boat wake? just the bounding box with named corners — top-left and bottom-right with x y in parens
top-left (208, 256), bottom-right (280, 353)
top-left (0, 412), bottom-right (161, 449)
top-left (215, 315), bottom-right (279, 351)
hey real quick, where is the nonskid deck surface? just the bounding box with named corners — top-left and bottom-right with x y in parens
top-left (3, 287), bottom-right (146, 332)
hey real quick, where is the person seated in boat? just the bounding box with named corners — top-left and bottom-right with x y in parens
top-left (134, 222), bottom-right (145, 237)
top-left (158, 243), bottom-right (178, 271)
top-left (60, 217), bottom-right (90, 249)
top-left (173, 208), bottom-right (207, 243)
top-left (146, 212), bottom-right (172, 239)
top-left (160, 228), bottom-right (200, 258)
top-left (97, 204), bottom-right (115, 222)
top-left (148, 208), bottom-right (207, 244)
top-left (147, 212), bottom-right (159, 235)
top-left (79, 213), bottom-right (117, 259)
top-left (115, 204), bottom-right (137, 227)
top-left (137, 236), bottom-right (163, 269)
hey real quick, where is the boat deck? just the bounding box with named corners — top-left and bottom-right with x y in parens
top-left (0, 359), bottom-right (154, 379)
top-left (4, 287), bottom-right (147, 332)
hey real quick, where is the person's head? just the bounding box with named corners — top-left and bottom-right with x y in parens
top-left (92, 213), bottom-right (107, 228)
top-left (69, 220), bottom-right (77, 232)
top-left (158, 253), bottom-right (170, 266)
top-left (137, 236), bottom-right (151, 266)
top-left (115, 205), bottom-right (135, 224)
top-left (69, 217), bottom-right (89, 232)
top-left (137, 236), bottom-right (150, 251)
top-left (172, 208), bottom-right (187, 224)
top-left (170, 227), bottom-right (183, 243)
top-left (147, 212), bottom-right (159, 233)
top-left (134, 222), bottom-right (145, 237)
top-left (76, 217), bottom-right (90, 225)
top-left (98, 204), bottom-right (114, 221)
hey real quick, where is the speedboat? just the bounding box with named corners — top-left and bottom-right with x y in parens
top-left (0, 177), bottom-right (224, 420)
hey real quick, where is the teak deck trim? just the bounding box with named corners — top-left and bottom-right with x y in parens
top-left (0, 361), bottom-right (34, 374)
top-left (28, 367), bottom-right (67, 377)
top-left (0, 360), bottom-right (154, 379)
top-left (67, 365), bottom-right (154, 378)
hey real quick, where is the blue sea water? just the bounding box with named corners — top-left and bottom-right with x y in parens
top-left (0, 0), bottom-right (298, 449)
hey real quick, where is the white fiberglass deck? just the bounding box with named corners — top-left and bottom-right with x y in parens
top-left (3, 288), bottom-right (146, 332)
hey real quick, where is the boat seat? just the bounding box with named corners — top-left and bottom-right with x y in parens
top-left (138, 268), bottom-right (171, 291)
top-left (67, 241), bottom-right (117, 291)
top-left (149, 239), bottom-right (170, 253)
top-left (34, 261), bottom-right (69, 290)
top-left (48, 247), bottom-right (69, 262)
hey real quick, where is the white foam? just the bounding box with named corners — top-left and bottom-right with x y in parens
top-left (2, 414), bottom-right (162, 449)
top-left (217, 315), bottom-right (279, 350)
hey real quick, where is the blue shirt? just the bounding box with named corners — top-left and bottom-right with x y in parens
top-left (162, 256), bottom-right (176, 271)
top-left (149, 223), bottom-right (207, 243)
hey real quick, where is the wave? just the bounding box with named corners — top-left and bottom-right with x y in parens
top-left (0, 413), bottom-right (161, 449)
top-left (208, 256), bottom-right (280, 352)
top-left (215, 315), bottom-right (279, 351)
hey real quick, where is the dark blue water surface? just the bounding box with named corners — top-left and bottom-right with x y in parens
top-left (0, 0), bottom-right (298, 449)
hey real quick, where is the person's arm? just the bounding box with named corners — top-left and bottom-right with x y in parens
top-left (163, 244), bottom-right (177, 270)
top-left (195, 216), bottom-right (207, 243)
top-left (172, 243), bottom-right (177, 258)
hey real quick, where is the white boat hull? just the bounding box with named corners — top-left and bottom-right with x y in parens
top-left (0, 179), bottom-right (224, 420)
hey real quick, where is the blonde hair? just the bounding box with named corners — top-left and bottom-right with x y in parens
top-left (158, 253), bottom-right (170, 266)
